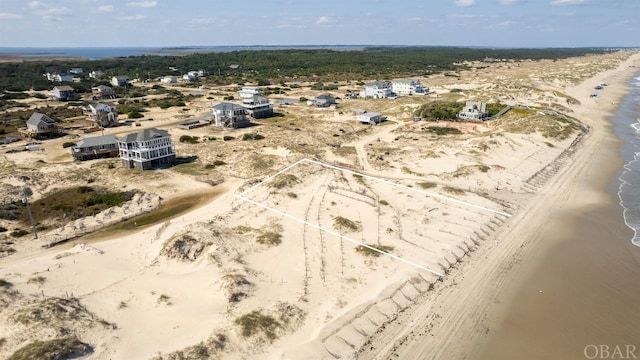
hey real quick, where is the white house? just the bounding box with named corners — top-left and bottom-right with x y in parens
top-left (117, 128), bottom-right (176, 170)
top-left (360, 81), bottom-right (394, 99)
top-left (211, 102), bottom-right (250, 128)
top-left (53, 86), bottom-right (76, 101)
top-left (458, 101), bottom-right (488, 120)
top-left (111, 76), bottom-right (129, 87)
top-left (89, 70), bottom-right (104, 79)
top-left (161, 76), bottom-right (177, 84)
top-left (183, 72), bottom-right (199, 82)
top-left (82, 103), bottom-right (118, 127)
top-left (69, 68), bottom-right (83, 75)
top-left (45, 72), bottom-right (73, 82)
top-left (356, 112), bottom-right (382, 124)
top-left (392, 78), bottom-right (427, 95)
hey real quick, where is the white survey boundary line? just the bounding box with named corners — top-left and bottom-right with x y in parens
top-left (237, 158), bottom-right (512, 277)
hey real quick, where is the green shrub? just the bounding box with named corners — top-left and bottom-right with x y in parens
top-left (256, 231), bottom-right (282, 246)
top-left (179, 135), bottom-right (199, 144)
top-left (242, 133), bottom-right (265, 141)
top-left (62, 142), bottom-right (76, 148)
top-left (7, 336), bottom-right (91, 360)
top-left (223, 136), bottom-right (235, 141)
top-left (417, 181), bottom-right (437, 189)
top-left (10, 229), bottom-right (29, 238)
top-left (333, 216), bottom-right (359, 231)
top-left (235, 311), bottom-right (281, 340)
top-left (355, 244), bottom-right (395, 257)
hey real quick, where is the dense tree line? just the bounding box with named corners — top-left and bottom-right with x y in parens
top-left (0, 47), bottom-right (610, 92)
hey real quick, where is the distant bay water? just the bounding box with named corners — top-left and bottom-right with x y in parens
top-left (0, 45), bottom-right (368, 60)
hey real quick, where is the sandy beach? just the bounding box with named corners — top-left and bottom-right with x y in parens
top-left (1, 51), bottom-right (639, 359)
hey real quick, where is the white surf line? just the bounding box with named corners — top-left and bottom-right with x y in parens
top-left (301, 158), bottom-right (512, 218)
top-left (236, 194), bottom-right (445, 277)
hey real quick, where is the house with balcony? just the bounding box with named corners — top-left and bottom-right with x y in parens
top-left (53, 86), bottom-right (76, 101)
top-left (19, 112), bottom-right (62, 138)
top-left (82, 103), bottom-right (118, 127)
top-left (92, 85), bottom-right (116, 100)
top-left (392, 78), bottom-right (427, 95)
top-left (458, 101), bottom-right (488, 120)
top-left (117, 128), bottom-right (176, 170)
top-left (360, 81), bottom-right (394, 99)
top-left (211, 102), bottom-right (250, 128)
top-left (238, 86), bottom-right (273, 119)
top-left (161, 76), bottom-right (177, 84)
top-left (71, 135), bottom-right (119, 161)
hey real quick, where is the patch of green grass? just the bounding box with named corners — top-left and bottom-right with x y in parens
top-left (355, 244), bottom-right (395, 257)
top-left (417, 181), bottom-right (437, 189)
top-left (10, 229), bottom-right (29, 238)
top-left (286, 192), bottom-right (298, 199)
top-left (352, 174), bottom-right (365, 185)
top-left (332, 146), bottom-right (357, 157)
top-left (7, 336), bottom-right (91, 360)
top-left (379, 200), bottom-right (389, 206)
top-left (179, 135), bottom-right (199, 144)
top-left (233, 225), bottom-right (256, 234)
top-left (443, 186), bottom-right (465, 195)
top-left (256, 231), bottom-right (282, 246)
top-left (242, 133), bottom-right (265, 141)
top-left (422, 126), bottom-right (462, 135)
top-left (333, 216), bottom-right (360, 231)
top-left (235, 310), bottom-right (282, 341)
top-left (544, 141), bottom-right (555, 147)
top-left (268, 174), bottom-right (300, 189)
top-left (157, 294), bottom-right (172, 305)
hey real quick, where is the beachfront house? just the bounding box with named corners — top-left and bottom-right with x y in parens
top-left (117, 128), bottom-right (176, 170)
top-left (211, 102), bottom-right (250, 128)
top-left (111, 76), bottom-right (129, 87)
top-left (239, 86), bottom-right (273, 119)
top-left (92, 85), bottom-right (116, 100)
top-left (356, 112), bottom-right (382, 125)
top-left (307, 95), bottom-right (336, 107)
top-left (458, 101), bottom-right (488, 120)
top-left (20, 112), bottom-right (62, 138)
top-left (71, 135), bottom-right (119, 161)
top-left (392, 78), bottom-right (427, 95)
top-left (360, 81), bottom-right (394, 99)
top-left (89, 70), bottom-right (104, 79)
top-left (69, 68), bottom-right (83, 75)
top-left (53, 86), bottom-right (76, 101)
top-left (82, 103), bottom-right (118, 128)
top-left (183, 72), bottom-right (199, 82)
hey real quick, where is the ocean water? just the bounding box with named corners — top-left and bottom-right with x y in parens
top-left (614, 72), bottom-right (640, 247)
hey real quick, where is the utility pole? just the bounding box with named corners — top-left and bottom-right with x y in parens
top-left (23, 188), bottom-right (38, 239)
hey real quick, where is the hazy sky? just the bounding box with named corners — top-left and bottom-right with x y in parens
top-left (0, 0), bottom-right (638, 48)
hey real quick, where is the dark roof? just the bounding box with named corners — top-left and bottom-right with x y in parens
top-left (76, 135), bottom-right (118, 148)
top-left (118, 128), bottom-right (170, 143)
top-left (26, 112), bottom-right (55, 126)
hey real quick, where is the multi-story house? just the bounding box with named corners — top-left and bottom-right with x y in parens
top-left (238, 86), bottom-right (273, 119)
top-left (360, 81), bottom-right (394, 99)
top-left (458, 101), bottom-right (488, 120)
top-left (392, 78), bottom-right (427, 95)
top-left (211, 102), bottom-right (250, 128)
top-left (53, 86), bottom-right (76, 101)
top-left (82, 103), bottom-right (118, 128)
top-left (92, 85), bottom-right (116, 100)
top-left (117, 128), bottom-right (176, 170)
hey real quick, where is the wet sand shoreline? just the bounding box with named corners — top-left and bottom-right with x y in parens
top-left (479, 73), bottom-right (640, 360)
